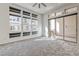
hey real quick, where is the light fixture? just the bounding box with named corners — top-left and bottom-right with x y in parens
top-left (32, 3), bottom-right (47, 8)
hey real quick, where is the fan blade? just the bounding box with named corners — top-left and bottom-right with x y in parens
top-left (41, 3), bottom-right (47, 7)
top-left (38, 4), bottom-right (40, 8)
top-left (32, 3), bottom-right (37, 7)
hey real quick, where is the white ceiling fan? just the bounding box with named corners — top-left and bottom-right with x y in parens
top-left (32, 3), bottom-right (47, 8)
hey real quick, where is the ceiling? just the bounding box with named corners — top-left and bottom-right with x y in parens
top-left (17, 3), bottom-right (65, 14)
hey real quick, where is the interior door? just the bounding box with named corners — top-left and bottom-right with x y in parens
top-left (64, 14), bottom-right (77, 42)
top-left (56, 18), bottom-right (64, 39)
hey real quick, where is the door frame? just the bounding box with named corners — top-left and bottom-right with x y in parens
top-left (63, 13), bottom-right (77, 43)
top-left (48, 13), bottom-right (78, 43)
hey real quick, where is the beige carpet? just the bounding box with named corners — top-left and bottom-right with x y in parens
top-left (0, 37), bottom-right (79, 56)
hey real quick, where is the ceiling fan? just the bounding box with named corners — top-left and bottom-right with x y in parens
top-left (32, 3), bottom-right (47, 8)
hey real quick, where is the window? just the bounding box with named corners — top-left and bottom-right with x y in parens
top-left (9, 14), bottom-right (21, 32)
top-left (32, 14), bottom-right (38, 18)
top-left (48, 13), bottom-right (55, 18)
top-left (23, 32), bottom-right (30, 36)
top-left (23, 11), bottom-right (30, 16)
top-left (65, 7), bottom-right (77, 14)
top-left (9, 7), bottom-right (21, 14)
top-left (32, 31), bottom-right (37, 35)
top-left (22, 17), bottom-right (31, 32)
top-left (32, 19), bottom-right (38, 35)
top-left (56, 11), bottom-right (64, 16)
top-left (32, 19), bottom-right (38, 31)
top-left (9, 32), bottom-right (21, 38)
top-left (9, 6), bottom-right (40, 38)
top-left (22, 17), bottom-right (31, 36)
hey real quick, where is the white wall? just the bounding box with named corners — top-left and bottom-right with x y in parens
top-left (0, 3), bottom-right (42, 44)
top-left (0, 4), bottom-right (9, 44)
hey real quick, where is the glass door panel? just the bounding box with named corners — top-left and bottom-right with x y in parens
top-left (56, 18), bottom-right (63, 39)
top-left (49, 19), bottom-right (55, 38)
top-left (64, 15), bottom-right (76, 42)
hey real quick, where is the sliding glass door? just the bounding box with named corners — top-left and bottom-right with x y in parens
top-left (48, 14), bottom-right (77, 43)
top-left (64, 15), bottom-right (77, 42)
